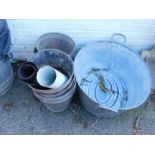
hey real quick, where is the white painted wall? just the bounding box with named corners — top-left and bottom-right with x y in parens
top-left (7, 19), bottom-right (155, 60)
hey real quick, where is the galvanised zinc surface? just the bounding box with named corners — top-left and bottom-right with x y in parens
top-left (74, 40), bottom-right (151, 117)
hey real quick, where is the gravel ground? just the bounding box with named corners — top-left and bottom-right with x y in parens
top-left (0, 63), bottom-right (155, 135)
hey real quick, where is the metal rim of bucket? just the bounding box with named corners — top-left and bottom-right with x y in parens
top-left (28, 73), bottom-right (75, 95)
top-left (34, 92), bottom-right (74, 104)
top-left (43, 98), bottom-right (73, 112)
top-left (33, 88), bottom-right (75, 104)
top-left (38, 82), bottom-right (76, 102)
top-left (32, 75), bottom-right (76, 98)
top-left (35, 32), bottom-right (75, 55)
top-left (32, 78), bottom-right (76, 102)
top-left (33, 91), bottom-right (72, 112)
top-left (33, 79), bottom-right (76, 100)
top-left (33, 79), bottom-right (76, 103)
top-left (34, 89), bottom-right (75, 104)
top-left (74, 40), bottom-right (152, 111)
top-left (28, 49), bottom-right (74, 93)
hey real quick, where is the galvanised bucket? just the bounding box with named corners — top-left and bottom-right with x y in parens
top-left (74, 34), bottom-right (152, 118)
top-left (28, 49), bottom-right (76, 112)
top-left (28, 49), bottom-right (74, 93)
top-left (35, 32), bottom-right (75, 55)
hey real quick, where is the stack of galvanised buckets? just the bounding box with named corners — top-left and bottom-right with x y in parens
top-left (27, 33), bottom-right (76, 112)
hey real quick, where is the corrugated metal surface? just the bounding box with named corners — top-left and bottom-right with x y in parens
top-left (0, 59), bottom-right (14, 96)
top-left (7, 19), bottom-right (155, 60)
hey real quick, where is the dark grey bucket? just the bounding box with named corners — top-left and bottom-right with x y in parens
top-left (30, 75), bottom-right (76, 98)
top-left (35, 33), bottom-right (75, 55)
top-left (28, 49), bottom-right (76, 112)
top-left (39, 96), bottom-right (73, 112)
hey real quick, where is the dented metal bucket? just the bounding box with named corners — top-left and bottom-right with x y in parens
top-left (28, 49), bottom-right (76, 112)
top-left (74, 35), bottom-right (151, 118)
top-left (35, 32), bottom-right (75, 55)
top-left (29, 75), bottom-right (76, 98)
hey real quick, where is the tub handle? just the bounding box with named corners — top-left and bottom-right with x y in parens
top-left (111, 33), bottom-right (126, 44)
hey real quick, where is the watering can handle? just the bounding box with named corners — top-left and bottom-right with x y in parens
top-left (111, 33), bottom-right (126, 44)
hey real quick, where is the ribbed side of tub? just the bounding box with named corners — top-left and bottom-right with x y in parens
top-left (0, 58), bottom-right (14, 96)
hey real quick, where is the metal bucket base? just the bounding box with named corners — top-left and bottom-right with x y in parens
top-left (38, 97), bottom-right (72, 112)
top-left (43, 101), bottom-right (71, 112)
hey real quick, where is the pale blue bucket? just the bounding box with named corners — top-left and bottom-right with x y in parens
top-left (74, 34), bottom-right (152, 118)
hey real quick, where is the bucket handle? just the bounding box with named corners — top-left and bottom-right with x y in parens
top-left (111, 33), bottom-right (126, 44)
